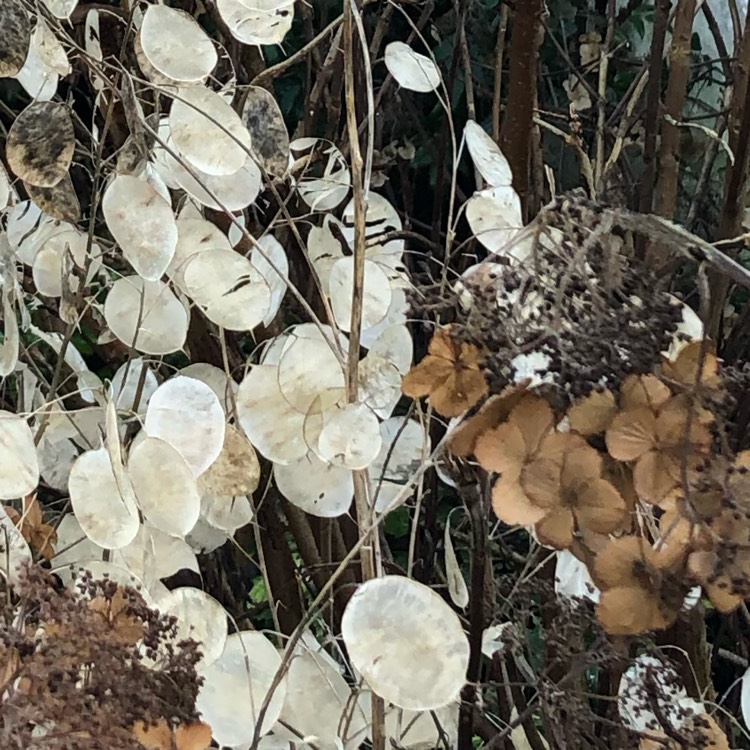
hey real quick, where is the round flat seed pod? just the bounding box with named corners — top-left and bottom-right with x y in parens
top-left (241, 86), bottom-right (289, 177)
top-left (104, 276), bottom-right (188, 355)
top-left (169, 85), bottom-right (252, 176)
top-left (197, 630), bottom-right (286, 747)
top-left (0, 411), bottom-right (40, 500)
top-left (183, 249), bottom-right (271, 331)
top-left (384, 42), bottom-right (441, 93)
top-left (7, 102), bottom-right (74, 188)
top-left (0, 0), bottom-right (31, 77)
top-left (342, 576), bottom-right (470, 710)
top-left (25, 174), bottom-right (80, 223)
top-left (140, 4), bottom-right (217, 83)
top-left (103, 174), bottom-right (178, 281)
top-left (217, 0), bottom-right (294, 46)
top-left (41, 0), bottom-right (79, 19)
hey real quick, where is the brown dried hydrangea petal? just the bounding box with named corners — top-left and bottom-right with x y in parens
top-left (574, 479), bottom-right (627, 535)
top-left (474, 421), bottom-right (526, 476)
top-left (655, 395), bottom-right (713, 449)
top-left (508, 395), bottom-right (555, 455)
top-left (606, 407), bottom-right (658, 461)
top-left (535, 507), bottom-right (575, 549)
top-left (661, 340), bottom-right (721, 389)
top-left (620, 373), bottom-right (671, 411)
top-left (567, 388), bottom-right (617, 436)
top-left (491, 479), bottom-right (546, 526)
top-left (633, 450), bottom-right (681, 505)
top-left (401, 356), bottom-right (454, 399)
top-left (596, 586), bottom-right (673, 635)
top-left (448, 381), bottom-right (531, 458)
top-left (521, 457), bottom-right (562, 509)
top-left (560, 440), bottom-right (603, 487)
top-left (429, 367), bottom-right (488, 417)
top-left (594, 535), bottom-right (654, 590)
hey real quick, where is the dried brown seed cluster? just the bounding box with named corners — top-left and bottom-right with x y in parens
top-left (0, 564), bottom-right (204, 749)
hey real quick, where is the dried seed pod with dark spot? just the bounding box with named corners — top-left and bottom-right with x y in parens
top-left (7, 101), bottom-right (75, 188)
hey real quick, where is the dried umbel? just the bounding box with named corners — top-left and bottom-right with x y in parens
top-left (0, 564), bottom-right (204, 749)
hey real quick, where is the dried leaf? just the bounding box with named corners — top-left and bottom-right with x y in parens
top-left (444, 512), bottom-right (468, 608)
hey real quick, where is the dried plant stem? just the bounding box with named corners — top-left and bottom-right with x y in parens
top-left (492, 3), bottom-right (510, 142)
top-left (636, 0), bottom-right (670, 238)
top-left (649, 0), bottom-right (698, 267)
top-left (458, 481), bottom-right (488, 750)
top-left (708, 8), bottom-right (750, 337)
top-left (501, 0), bottom-right (544, 218)
top-left (594, 0), bottom-right (615, 194)
top-left (342, 2), bottom-right (385, 748)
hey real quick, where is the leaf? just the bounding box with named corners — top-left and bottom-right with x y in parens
top-left (315, 401), bottom-right (382, 470)
top-left (236, 364), bottom-right (309, 464)
top-left (291, 138), bottom-right (351, 211)
top-left (384, 42), bottom-right (441, 93)
top-left (102, 174), bottom-right (178, 281)
top-left (0, 0), bottom-right (30, 77)
top-left (328, 257), bottom-right (393, 332)
top-left (741, 666), bottom-right (750, 729)
top-left (140, 4), bottom-right (217, 83)
top-left (274, 450), bottom-right (354, 517)
top-left (341, 576), bottom-right (470, 710)
top-left (197, 424), bottom-right (260, 497)
top-left (144, 376), bottom-right (226, 477)
top-left (444, 512), bottom-right (469, 608)
top-left (7, 102), bottom-right (74, 187)
top-left (40, 0), bottom-right (79, 19)
top-left (0, 505), bottom-right (32, 585)
top-left (25, 174), bottom-right (80, 223)
top-left (168, 217), bottom-right (233, 293)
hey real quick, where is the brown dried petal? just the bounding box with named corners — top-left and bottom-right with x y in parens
top-left (567, 388), bottom-right (617, 435)
top-left (574, 479), bottom-right (627, 535)
top-left (606, 407), bottom-right (657, 461)
top-left (429, 367), bottom-right (488, 417)
top-left (508, 395), bottom-right (555, 455)
top-left (535, 507), bottom-right (575, 549)
top-left (473, 421), bottom-right (525, 477)
top-left (491, 479), bottom-right (546, 526)
top-left (401, 356), bottom-right (453, 398)
top-left (661, 340), bottom-right (721, 388)
top-left (596, 586), bottom-right (671, 635)
top-left (594, 535), bottom-right (654, 590)
top-left (448, 381), bottom-right (531, 457)
top-left (633, 450), bottom-right (680, 505)
top-left (620, 373), bottom-right (671, 411)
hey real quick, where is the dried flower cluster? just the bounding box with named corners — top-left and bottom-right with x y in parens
top-left (0, 565), bottom-right (206, 750)
top-left (405, 199), bottom-right (750, 638)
